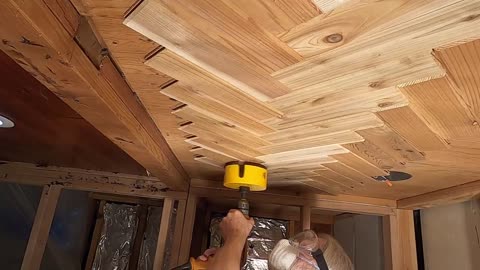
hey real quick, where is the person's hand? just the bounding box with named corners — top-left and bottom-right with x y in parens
top-left (220, 209), bottom-right (254, 244)
top-left (198, 248), bottom-right (217, 261)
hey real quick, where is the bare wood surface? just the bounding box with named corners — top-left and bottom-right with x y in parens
top-left (129, 205), bottom-right (149, 270)
top-left (84, 201), bottom-right (106, 270)
top-left (178, 194), bottom-right (198, 263)
top-left (0, 161), bottom-right (187, 200)
top-left (301, 205), bottom-right (311, 231)
top-left (153, 198), bottom-right (174, 270)
top-left (384, 210), bottom-right (418, 270)
top-left (21, 185), bottom-right (62, 270)
top-left (169, 200), bottom-right (187, 268)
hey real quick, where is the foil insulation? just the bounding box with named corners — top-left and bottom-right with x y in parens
top-left (209, 216), bottom-right (287, 270)
top-left (137, 206), bottom-right (177, 270)
top-left (92, 203), bottom-right (139, 270)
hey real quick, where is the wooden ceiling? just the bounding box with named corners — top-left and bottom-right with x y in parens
top-left (0, 50), bottom-right (147, 175)
top-left (2, 0), bottom-right (480, 200)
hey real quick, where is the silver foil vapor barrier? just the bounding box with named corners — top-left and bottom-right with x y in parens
top-left (210, 216), bottom-right (287, 270)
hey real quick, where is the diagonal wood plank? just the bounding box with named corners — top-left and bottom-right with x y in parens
top-left (332, 152), bottom-right (389, 177)
top-left (186, 137), bottom-right (262, 163)
top-left (125, 0), bottom-right (297, 99)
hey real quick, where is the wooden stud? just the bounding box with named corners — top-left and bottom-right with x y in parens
top-left (383, 210), bottom-right (418, 270)
top-left (178, 194), bottom-right (198, 264)
top-left (288, 220), bottom-right (297, 238)
top-left (153, 198), bottom-right (175, 270)
top-left (84, 201), bottom-right (106, 270)
top-left (21, 185), bottom-right (62, 270)
top-left (301, 205), bottom-right (311, 231)
top-left (129, 205), bottom-right (149, 270)
top-left (169, 200), bottom-right (187, 268)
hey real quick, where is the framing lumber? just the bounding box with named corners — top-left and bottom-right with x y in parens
top-left (301, 205), bottom-right (311, 231)
top-left (169, 200), bottom-right (187, 268)
top-left (191, 179), bottom-right (396, 216)
top-left (178, 193), bottom-right (198, 263)
top-left (153, 198), bottom-right (174, 270)
top-left (0, 0), bottom-right (188, 190)
top-left (0, 161), bottom-right (187, 200)
top-left (129, 205), bottom-right (149, 270)
top-left (397, 179), bottom-right (480, 210)
top-left (84, 201), bottom-right (106, 270)
top-left (21, 185), bottom-right (62, 270)
top-left (383, 210), bottom-right (418, 270)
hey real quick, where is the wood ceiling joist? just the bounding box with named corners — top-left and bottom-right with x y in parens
top-left (146, 50), bottom-right (282, 119)
top-left (125, 0), bottom-right (296, 100)
top-left (171, 99), bottom-right (274, 136)
top-left (0, 0), bottom-right (188, 190)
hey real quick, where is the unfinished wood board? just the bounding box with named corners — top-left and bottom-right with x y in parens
top-left (125, 0), bottom-right (296, 100)
top-left (313, 168), bottom-right (365, 190)
top-left (190, 148), bottom-right (234, 166)
top-left (332, 152), bottom-right (388, 177)
top-left (147, 50), bottom-right (282, 117)
top-left (377, 106), bottom-right (448, 151)
top-left (258, 145), bottom-right (348, 164)
top-left (401, 77), bottom-right (480, 140)
top-left (343, 139), bottom-right (402, 172)
top-left (435, 39), bottom-right (480, 121)
top-left (173, 105), bottom-right (272, 143)
top-left (323, 162), bottom-right (374, 185)
top-left (263, 112), bottom-right (384, 143)
top-left (302, 180), bottom-right (343, 195)
top-left (186, 137), bottom-right (262, 163)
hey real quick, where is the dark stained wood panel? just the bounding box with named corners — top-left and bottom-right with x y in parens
top-left (0, 51), bottom-right (147, 175)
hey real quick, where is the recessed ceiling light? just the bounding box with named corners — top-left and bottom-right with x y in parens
top-left (0, 115), bottom-right (14, 128)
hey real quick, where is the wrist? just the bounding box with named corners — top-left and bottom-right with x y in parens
top-left (224, 235), bottom-right (247, 249)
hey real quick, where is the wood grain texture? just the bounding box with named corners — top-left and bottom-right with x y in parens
top-left (153, 198), bottom-right (174, 270)
top-left (377, 106), bottom-right (448, 151)
top-left (312, 0), bottom-right (354, 13)
top-left (435, 39), bottom-right (480, 121)
top-left (148, 50), bottom-right (282, 116)
top-left (332, 152), bottom-right (388, 177)
top-left (258, 145), bottom-right (348, 164)
top-left (401, 77), bottom-right (480, 140)
top-left (186, 137), bottom-right (262, 163)
top-left (21, 185), bottom-right (62, 270)
top-left (125, 0), bottom-right (296, 99)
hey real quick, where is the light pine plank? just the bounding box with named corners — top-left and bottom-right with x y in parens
top-left (401, 77), bottom-right (480, 140)
top-left (125, 0), bottom-right (296, 99)
top-left (378, 106), bottom-right (448, 151)
top-left (313, 168), bottom-right (361, 190)
top-left (263, 112), bottom-right (384, 142)
top-left (312, 0), bottom-right (354, 13)
top-left (148, 50), bottom-right (281, 117)
top-left (153, 198), bottom-right (174, 270)
top-left (323, 161), bottom-right (373, 185)
top-left (357, 126), bottom-right (426, 163)
top-left (173, 105), bottom-right (272, 143)
top-left (435, 39), bottom-right (480, 120)
top-left (223, 0), bottom-right (319, 35)
top-left (191, 148), bottom-right (235, 166)
top-left (332, 152), bottom-right (389, 177)
top-left (260, 130), bottom-right (364, 153)
top-left (258, 145), bottom-right (348, 164)
top-left (186, 137), bottom-right (262, 162)
top-left (343, 140), bottom-right (401, 172)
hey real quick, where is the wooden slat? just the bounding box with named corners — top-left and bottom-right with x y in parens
top-left (323, 162), bottom-right (373, 185)
top-left (129, 205), bottom-right (148, 270)
top-left (332, 152), bottom-right (388, 177)
top-left (84, 201), bottom-right (106, 270)
top-left (153, 198), bottom-right (174, 270)
top-left (435, 39), bottom-right (480, 121)
top-left (258, 145), bottom-right (348, 164)
top-left (302, 179), bottom-right (343, 195)
top-left (194, 156), bottom-right (224, 169)
top-left (397, 179), bottom-right (480, 210)
top-left (147, 51), bottom-right (281, 117)
top-left (260, 130), bottom-right (364, 153)
top-left (178, 194), bottom-right (198, 263)
top-left (312, 0), bottom-right (353, 13)
top-left (186, 137), bottom-right (262, 162)
top-left (125, 0), bottom-right (296, 99)
top-left (263, 112), bottom-right (384, 142)
top-left (384, 210), bottom-right (418, 270)
top-left (343, 140), bottom-right (399, 172)
top-left (313, 168), bottom-right (363, 190)
top-left (267, 86), bottom-right (407, 124)
top-left (377, 106), bottom-right (448, 151)
top-left (0, 161), bottom-right (187, 200)
top-left (169, 200), bottom-right (187, 268)
top-left (179, 123), bottom-right (264, 157)
top-left (401, 77), bottom-right (480, 140)
top-left (190, 148), bottom-right (234, 166)
top-left (357, 126), bottom-right (426, 163)
top-left (171, 97), bottom-right (275, 136)
top-left (21, 185), bottom-right (62, 270)
top-left (0, 0), bottom-right (188, 190)
top-left (222, 0), bottom-right (319, 35)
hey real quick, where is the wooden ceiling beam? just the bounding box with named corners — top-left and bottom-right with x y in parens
top-left (397, 179), bottom-right (480, 210)
top-left (0, 161), bottom-right (187, 200)
top-left (0, 0), bottom-right (188, 190)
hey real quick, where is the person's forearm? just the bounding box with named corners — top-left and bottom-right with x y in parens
top-left (208, 237), bottom-right (245, 270)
